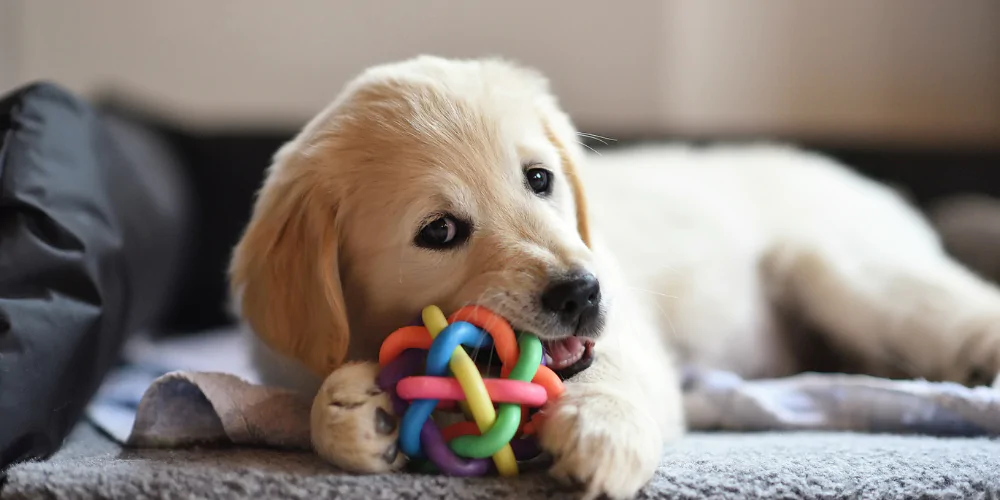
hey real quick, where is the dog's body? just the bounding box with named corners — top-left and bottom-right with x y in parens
top-left (230, 57), bottom-right (1000, 499)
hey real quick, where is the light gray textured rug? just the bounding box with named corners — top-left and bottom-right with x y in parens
top-left (4, 423), bottom-right (1000, 499)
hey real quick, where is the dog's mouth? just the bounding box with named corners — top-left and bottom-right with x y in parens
top-left (543, 337), bottom-right (595, 380)
top-left (466, 334), bottom-right (595, 381)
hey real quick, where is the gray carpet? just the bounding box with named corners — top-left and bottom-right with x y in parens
top-left (4, 423), bottom-right (1000, 499)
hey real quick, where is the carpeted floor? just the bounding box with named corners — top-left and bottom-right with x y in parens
top-left (4, 423), bottom-right (1000, 499)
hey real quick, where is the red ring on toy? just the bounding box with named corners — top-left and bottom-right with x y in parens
top-left (441, 421), bottom-right (481, 441)
top-left (396, 376), bottom-right (548, 407)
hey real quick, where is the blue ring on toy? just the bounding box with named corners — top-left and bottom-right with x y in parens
top-left (398, 321), bottom-right (489, 459)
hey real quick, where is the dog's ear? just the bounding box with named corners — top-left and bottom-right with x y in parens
top-left (544, 122), bottom-right (592, 248)
top-left (229, 147), bottom-right (349, 377)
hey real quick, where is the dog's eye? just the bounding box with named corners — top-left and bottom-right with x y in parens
top-left (525, 167), bottom-right (553, 196)
top-left (415, 215), bottom-right (470, 249)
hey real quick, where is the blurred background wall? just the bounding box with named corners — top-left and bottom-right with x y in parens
top-left (2, 0), bottom-right (998, 333)
top-left (3, 0), bottom-right (999, 147)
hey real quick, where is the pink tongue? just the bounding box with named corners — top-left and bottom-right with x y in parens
top-left (547, 337), bottom-right (585, 369)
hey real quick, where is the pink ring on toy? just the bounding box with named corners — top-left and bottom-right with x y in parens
top-left (396, 376), bottom-right (549, 408)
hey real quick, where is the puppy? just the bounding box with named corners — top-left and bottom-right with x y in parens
top-left (230, 56), bottom-right (1000, 499)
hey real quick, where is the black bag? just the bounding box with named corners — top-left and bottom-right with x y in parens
top-left (0, 83), bottom-right (191, 471)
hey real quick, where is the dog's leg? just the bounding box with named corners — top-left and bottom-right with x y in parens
top-left (311, 342), bottom-right (684, 497)
top-left (539, 292), bottom-right (685, 500)
top-left (767, 220), bottom-right (1000, 385)
top-left (311, 362), bottom-right (406, 472)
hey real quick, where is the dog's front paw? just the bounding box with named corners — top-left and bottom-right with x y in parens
top-left (311, 362), bottom-right (405, 473)
top-left (539, 384), bottom-right (663, 500)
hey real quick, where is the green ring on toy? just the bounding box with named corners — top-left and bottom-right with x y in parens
top-left (447, 333), bottom-right (543, 458)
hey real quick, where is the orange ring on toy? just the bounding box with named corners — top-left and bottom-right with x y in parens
top-left (531, 366), bottom-right (564, 400)
top-left (521, 411), bottom-right (548, 436)
top-left (448, 306), bottom-right (518, 365)
top-left (378, 326), bottom-right (433, 367)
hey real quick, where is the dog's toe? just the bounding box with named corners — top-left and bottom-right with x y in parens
top-left (375, 407), bottom-right (397, 435)
top-left (540, 384), bottom-right (666, 500)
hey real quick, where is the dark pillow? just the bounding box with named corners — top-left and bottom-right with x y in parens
top-left (93, 97), bottom-right (286, 333)
top-left (0, 83), bottom-right (191, 471)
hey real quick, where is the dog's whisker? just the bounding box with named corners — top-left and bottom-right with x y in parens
top-left (486, 292), bottom-right (513, 376)
top-left (649, 299), bottom-right (680, 344)
top-left (625, 286), bottom-right (678, 300)
top-left (577, 132), bottom-right (617, 141)
top-left (453, 270), bottom-right (567, 341)
top-left (467, 287), bottom-right (501, 361)
top-left (576, 141), bottom-right (601, 156)
top-left (577, 132), bottom-right (617, 145)
top-left (576, 133), bottom-right (608, 146)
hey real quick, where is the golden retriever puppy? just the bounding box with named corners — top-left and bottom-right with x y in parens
top-left (230, 56), bottom-right (1000, 499)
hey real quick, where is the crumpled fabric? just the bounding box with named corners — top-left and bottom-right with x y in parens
top-left (110, 364), bottom-right (1000, 452)
top-left (127, 371), bottom-right (311, 450)
top-left (682, 367), bottom-right (1000, 436)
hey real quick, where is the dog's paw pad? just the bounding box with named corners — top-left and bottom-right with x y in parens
top-left (381, 442), bottom-right (399, 464)
top-left (375, 407), bottom-right (397, 435)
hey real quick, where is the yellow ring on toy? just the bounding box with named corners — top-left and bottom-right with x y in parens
top-left (421, 305), bottom-right (518, 476)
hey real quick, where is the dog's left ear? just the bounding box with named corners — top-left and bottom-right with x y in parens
top-left (229, 144), bottom-right (351, 377)
top-left (544, 119), bottom-right (592, 248)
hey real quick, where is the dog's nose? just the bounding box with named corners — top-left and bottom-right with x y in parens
top-left (541, 272), bottom-right (601, 325)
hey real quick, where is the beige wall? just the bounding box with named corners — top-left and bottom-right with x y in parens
top-left (6, 0), bottom-right (1000, 146)
top-left (659, 1), bottom-right (1000, 145)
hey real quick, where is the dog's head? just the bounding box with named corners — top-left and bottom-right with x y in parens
top-left (229, 56), bottom-right (604, 379)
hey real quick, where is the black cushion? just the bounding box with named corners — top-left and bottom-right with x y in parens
top-left (0, 83), bottom-right (191, 471)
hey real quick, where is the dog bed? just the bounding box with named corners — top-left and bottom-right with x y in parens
top-left (4, 421), bottom-right (1000, 499)
top-left (7, 324), bottom-right (1000, 499)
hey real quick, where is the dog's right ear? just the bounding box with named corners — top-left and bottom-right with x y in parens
top-left (229, 144), bottom-right (349, 377)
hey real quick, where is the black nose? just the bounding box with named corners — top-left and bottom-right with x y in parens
top-left (541, 272), bottom-right (601, 326)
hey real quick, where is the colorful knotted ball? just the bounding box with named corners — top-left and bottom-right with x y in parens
top-left (375, 305), bottom-right (564, 476)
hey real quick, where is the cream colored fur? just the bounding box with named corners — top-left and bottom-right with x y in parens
top-left (230, 56), bottom-right (1000, 500)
